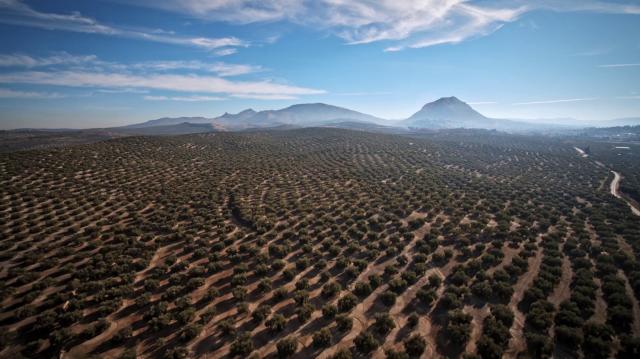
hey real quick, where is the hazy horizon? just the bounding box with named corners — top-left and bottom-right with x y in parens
top-left (0, 0), bottom-right (640, 129)
top-left (4, 98), bottom-right (640, 131)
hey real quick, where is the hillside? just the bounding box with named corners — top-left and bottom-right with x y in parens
top-left (115, 122), bottom-right (215, 136)
top-left (403, 97), bottom-right (550, 131)
top-left (1, 128), bottom-right (639, 358)
top-left (245, 103), bottom-right (383, 127)
top-left (126, 117), bottom-right (213, 128)
top-left (131, 104), bottom-right (384, 131)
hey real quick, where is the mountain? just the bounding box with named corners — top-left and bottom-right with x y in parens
top-left (210, 103), bottom-right (385, 130)
top-left (125, 97), bottom-right (623, 134)
top-left (129, 104), bottom-right (383, 131)
top-left (245, 103), bottom-right (382, 127)
top-left (126, 116), bottom-right (212, 128)
top-left (404, 96), bottom-right (513, 130)
top-left (404, 97), bottom-right (487, 128)
top-left (213, 109), bottom-right (256, 124)
top-left (595, 117), bottom-right (640, 127)
top-left (403, 97), bottom-right (563, 131)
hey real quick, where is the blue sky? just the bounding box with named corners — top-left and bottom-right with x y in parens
top-left (0, 0), bottom-right (639, 129)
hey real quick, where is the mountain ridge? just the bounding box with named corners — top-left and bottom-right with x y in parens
top-left (126, 97), bottom-right (640, 133)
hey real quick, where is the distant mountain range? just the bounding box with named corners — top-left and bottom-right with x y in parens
top-left (597, 117), bottom-right (640, 127)
top-left (121, 97), bottom-right (640, 134)
top-left (128, 103), bottom-right (384, 131)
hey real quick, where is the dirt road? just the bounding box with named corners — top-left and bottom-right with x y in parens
top-left (610, 171), bottom-right (640, 216)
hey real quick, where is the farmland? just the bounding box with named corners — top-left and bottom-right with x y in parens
top-left (1, 128), bottom-right (639, 358)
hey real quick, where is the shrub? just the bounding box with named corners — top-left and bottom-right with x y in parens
top-left (276, 336), bottom-right (298, 358)
top-left (354, 281), bottom-right (372, 297)
top-left (322, 304), bottom-right (338, 319)
top-left (380, 290), bottom-right (397, 306)
top-left (296, 303), bottom-right (314, 323)
top-left (447, 310), bottom-right (472, 345)
top-left (373, 312), bottom-right (396, 335)
top-left (266, 314), bottom-right (287, 332)
top-left (313, 328), bottom-right (332, 348)
top-left (385, 349), bottom-right (409, 359)
top-left (404, 334), bottom-right (427, 357)
top-left (407, 313), bottom-right (419, 327)
top-left (252, 304), bottom-right (271, 323)
top-left (354, 331), bottom-right (380, 354)
top-left (476, 335), bottom-right (502, 359)
top-left (322, 282), bottom-right (342, 298)
top-left (230, 332), bottom-right (254, 357)
top-left (179, 323), bottom-right (202, 342)
top-left (338, 293), bottom-right (358, 312)
top-left (336, 314), bottom-right (353, 332)
top-left (163, 346), bottom-right (188, 359)
top-left (331, 348), bottom-right (352, 359)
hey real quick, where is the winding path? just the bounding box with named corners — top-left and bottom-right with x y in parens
top-left (574, 147), bottom-right (640, 217)
top-left (610, 171), bottom-right (640, 216)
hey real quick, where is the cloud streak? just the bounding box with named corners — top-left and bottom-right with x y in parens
top-left (0, 70), bottom-right (324, 98)
top-left (467, 101), bottom-right (497, 105)
top-left (127, 0), bottom-right (640, 51)
top-left (0, 52), bottom-right (308, 100)
top-left (144, 95), bottom-right (224, 102)
top-left (512, 98), bottom-right (597, 106)
top-left (0, 0), bottom-right (246, 52)
top-left (598, 63), bottom-right (640, 68)
top-left (0, 52), bottom-right (98, 67)
top-left (0, 53), bottom-right (264, 77)
top-left (0, 87), bottom-right (64, 99)
top-left (3, 0), bottom-right (638, 52)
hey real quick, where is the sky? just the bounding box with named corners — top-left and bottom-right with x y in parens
top-left (0, 0), bottom-right (639, 129)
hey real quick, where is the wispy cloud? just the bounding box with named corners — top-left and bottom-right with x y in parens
top-left (120, 60), bottom-right (263, 76)
top-left (334, 91), bottom-right (392, 97)
top-left (128, 0), bottom-right (640, 51)
top-left (144, 95), bottom-right (224, 102)
top-left (467, 101), bottom-right (497, 105)
top-left (0, 70), bottom-right (324, 98)
top-left (0, 53), bottom-right (264, 77)
top-left (3, 0), bottom-right (637, 53)
top-left (0, 52), bottom-right (310, 100)
top-left (0, 87), bottom-right (64, 99)
top-left (95, 88), bottom-right (149, 94)
top-left (512, 98), bottom-right (597, 105)
top-left (204, 62), bottom-right (263, 76)
top-left (598, 63), bottom-right (640, 68)
top-left (571, 48), bottom-right (610, 57)
top-left (214, 48), bottom-right (238, 56)
top-left (0, 52), bottom-right (98, 67)
top-left (230, 93), bottom-right (297, 100)
top-left (0, 0), bottom-right (247, 52)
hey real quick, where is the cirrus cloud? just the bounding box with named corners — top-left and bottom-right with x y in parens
top-left (144, 95), bottom-right (224, 102)
top-left (0, 87), bottom-right (65, 99)
top-left (0, 70), bottom-right (324, 98)
top-left (126, 0), bottom-right (640, 51)
top-left (0, 53), bottom-right (264, 77)
top-left (0, 0), bottom-right (247, 52)
top-left (512, 98), bottom-right (597, 106)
